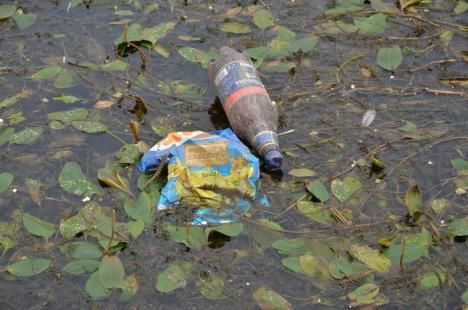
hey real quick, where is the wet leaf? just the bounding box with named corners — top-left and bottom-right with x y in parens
top-left (349, 245), bottom-right (391, 273)
top-left (53, 69), bottom-right (78, 89)
top-left (454, 1), bottom-right (468, 14)
top-left (346, 283), bottom-right (388, 307)
top-left (430, 198), bottom-right (449, 214)
top-left (419, 271), bottom-right (445, 290)
top-left (329, 258), bottom-right (369, 279)
top-left (0, 5), bottom-right (16, 20)
top-left (281, 257), bottom-right (304, 274)
top-left (63, 259), bottom-right (99, 275)
top-left (253, 287), bottom-right (292, 310)
top-left (325, 4), bottom-right (362, 15)
top-left (72, 121), bottom-right (107, 133)
top-left (100, 60), bottom-right (129, 72)
top-left (115, 144), bottom-right (141, 165)
top-left (399, 120), bottom-right (418, 132)
top-left (462, 288), bottom-right (468, 304)
top-left (289, 168), bottom-right (316, 178)
top-left (0, 128), bottom-right (14, 145)
top-left (164, 224), bottom-right (205, 250)
top-left (271, 238), bottom-right (307, 256)
top-left (256, 219), bottom-right (284, 231)
top-left (99, 255), bottom-right (125, 289)
top-left (384, 228), bottom-right (432, 264)
top-left (331, 176), bottom-right (362, 202)
top-left (154, 43), bottom-right (170, 58)
top-left (252, 9), bottom-right (274, 30)
top-left (59, 241), bottom-right (103, 259)
top-left (52, 95), bottom-right (79, 104)
top-left (377, 46), bottom-right (402, 71)
top-left (22, 213), bottom-right (55, 239)
top-left (126, 220), bottom-right (144, 239)
top-left (85, 271), bottom-right (111, 299)
top-left (305, 180), bottom-right (329, 202)
top-left (0, 89), bottom-right (32, 108)
top-left (156, 262), bottom-right (193, 293)
top-left (399, 0), bottom-right (423, 11)
top-left (6, 258), bottom-right (51, 277)
top-left (124, 192), bottom-right (152, 227)
top-left (448, 216), bottom-right (468, 237)
top-left (48, 108), bottom-right (88, 125)
top-left (0, 172), bottom-right (14, 194)
top-left (31, 66), bottom-right (62, 80)
top-left (144, 3), bottom-right (158, 15)
top-left (97, 166), bottom-right (133, 197)
top-left (405, 184), bottom-right (422, 216)
top-left (440, 31), bottom-right (454, 48)
top-left (297, 201), bottom-right (333, 224)
top-left (361, 109), bottom-right (376, 127)
top-left (207, 223), bottom-right (244, 237)
top-left (13, 13), bottom-right (37, 30)
top-left (60, 214), bottom-right (89, 238)
top-left (59, 162), bottom-right (101, 197)
top-left (299, 255), bottom-right (332, 280)
top-left (288, 35), bottom-right (319, 53)
top-left (370, 0), bottom-right (399, 12)
top-left (119, 275), bottom-right (139, 302)
top-left (198, 272), bottom-right (225, 300)
top-left (261, 60), bottom-right (296, 73)
top-left (9, 127), bottom-right (43, 144)
top-left (220, 22), bottom-right (251, 34)
top-left (94, 100), bottom-right (115, 109)
top-left (178, 47), bottom-right (217, 68)
top-left (354, 13), bottom-right (386, 34)
top-left (451, 158), bottom-right (468, 171)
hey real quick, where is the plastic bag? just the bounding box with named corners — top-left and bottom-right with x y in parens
top-left (139, 129), bottom-right (260, 225)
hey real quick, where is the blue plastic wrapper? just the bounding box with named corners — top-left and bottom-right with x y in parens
top-left (139, 129), bottom-right (262, 225)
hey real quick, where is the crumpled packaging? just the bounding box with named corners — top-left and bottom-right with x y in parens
top-left (138, 128), bottom-right (260, 224)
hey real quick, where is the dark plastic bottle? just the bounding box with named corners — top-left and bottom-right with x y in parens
top-left (208, 46), bottom-right (283, 170)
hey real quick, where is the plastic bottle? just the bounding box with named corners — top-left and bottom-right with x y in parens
top-left (208, 46), bottom-right (283, 170)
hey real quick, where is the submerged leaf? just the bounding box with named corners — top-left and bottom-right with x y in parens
top-left (305, 180), bottom-right (329, 202)
top-left (349, 245), bottom-right (391, 273)
top-left (346, 283), bottom-right (388, 307)
top-left (448, 216), bottom-right (468, 238)
top-left (156, 262), bottom-right (193, 293)
top-left (31, 66), bottom-right (62, 81)
top-left (377, 46), bottom-right (402, 70)
top-left (354, 13), bottom-right (386, 34)
top-left (9, 127), bottom-right (43, 144)
top-left (48, 108), bottom-right (88, 125)
top-left (13, 13), bottom-right (37, 30)
top-left (331, 176), bottom-right (362, 202)
top-left (198, 272), bottom-right (225, 300)
top-left (253, 287), bottom-right (292, 310)
top-left (220, 22), bottom-right (251, 34)
top-left (405, 185), bottom-right (422, 216)
top-left (22, 213), bottom-right (55, 239)
top-left (6, 258), bottom-right (51, 277)
top-left (252, 9), bottom-right (274, 30)
top-left (0, 172), bottom-right (14, 194)
top-left (289, 168), bottom-right (316, 178)
top-left (0, 5), bottom-right (16, 20)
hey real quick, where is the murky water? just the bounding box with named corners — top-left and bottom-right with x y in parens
top-left (0, 0), bottom-right (467, 309)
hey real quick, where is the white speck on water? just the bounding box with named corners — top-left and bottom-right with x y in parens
top-left (12, 188), bottom-right (18, 193)
top-left (0, 119), bottom-right (3, 124)
top-left (440, 220), bottom-right (445, 224)
top-left (82, 196), bottom-right (91, 202)
top-left (428, 161), bottom-right (433, 165)
top-left (350, 84), bottom-right (355, 89)
top-left (245, 282), bottom-right (250, 286)
top-left (390, 75), bottom-right (395, 79)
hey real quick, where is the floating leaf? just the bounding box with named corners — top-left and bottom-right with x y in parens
top-left (99, 255), bottom-right (125, 289)
top-left (271, 238), bottom-right (307, 256)
top-left (305, 180), bottom-right (329, 202)
top-left (86, 271), bottom-right (111, 299)
top-left (60, 214), bottom-right (89, 238)
top-left (207, 223), bottom-right (244, 237)
top-left (178, 47), bottom-right (217, 68)
top-left (97, 166), bottom-right (133, 197)
top-left (346, 283), bottom-right (388, 307)
top-left (59, 162), bottom-right (100, 197)
top-left (220, 22), bottom-right (251, 34)
top-left (31, 66), bottom-right (62, 80)
top-left (252, 9), bottom-right (274, 30)
top-left (22, 213), bottom-right (55, 239)
top-left (0, 5), bottom-right (16, 20)
top-left (261, 60), bottom-right (296, 73)
top-left (13, 13), bottom-right (37, 30)
top-left (354, 13), bottom-right (386, 34)
top-left (384, 228), bottom-right (432, 264)
top-left (0, 88), bottom-right (32, 108)
top-left (6, 258), bottom-right (51, 277)
top-left (94, 100), bottom-right (115, 109)
top-left (377, 46), bottom-right (403, 71)
top-left (119, 275), bottom-right (139, 302)
top-left (462, 288), bottom-right (468, 304)
top-left (100, 60), bottom-right (129, 72)
top-left (361, 109), bottom-right (376, 127)
top-left (419, 271), bottom-right (446, 290)
top-left (297, 201), bottom-right (333, 224)
top-left (63, 259), bottom-right (100, 275)
top-left (72, 121), bottom-right (107, 133)
top-left (299, 255), bottom-right (332, 280)
top-left (440, 31), bottom-right (454, 48)
top-left (399, 120), bottom-right (417, 132)
top-left (9, 127), bottom-right (43, 144)
top-left (52, 95), bottom-right (79, 104)
top-left (0, 128), bottom-right (14, 145)
top-left (331, 176), bottom-right (362, 202)
top-left (256, 219), bottom-right (284, 231)
top-left (454, 1), bottom-right (468, 14)
top-left (156, 262), bottom-right (193, 293)
top-left (60, 241), bottom-right (103, 259)
top-left (370, 0), bottom-right (399, 12)
top-left (448, 216), bottom-right (468, 238)
top-left (289, 35), bottom-right (319, 53)
top-left (53, 69), bottom-right (78, 89)
top-left (164, 224), bottom-right (205, 250)
top-left (0, 172), bottom-right (14, 194)
top-left (430, 198), bottom-right (449, 214)
top-left (349, 245), bottom-right (391, 273)
top-left (124, 192), bottom-right (153, 227)
top-left (281, 257), bottom-right (304, 274)
top-left (115, 144), bottom-right (141, 165)
top-left (198, 272), bottom-right (225, 300)
top-left (451, 159), bottom-right (468, 172)
top-left (329, 258), bottom-right (370, 279)
top-left (253, 287), bottom-right (292, 310)
top-left (325, 4), bottom-right (362, 15)
top-left (399, 0), bottom-right (424, 11)
top-left (289, 168), bottom-right (316, 178)
top-left (405, 185), bottom-right (422, 216)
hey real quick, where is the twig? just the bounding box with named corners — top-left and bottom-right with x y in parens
top-left (336, 54), bottom-right (365, 84)
top-left (105, 209), bottom-right (116, 256)
top-left (424, 88), bottom-right (466, 96)
top-left (409, 59), bottom-right (457, 73)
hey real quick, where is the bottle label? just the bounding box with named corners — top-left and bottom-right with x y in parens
top-left (214, 61), bottom-right (268, 113)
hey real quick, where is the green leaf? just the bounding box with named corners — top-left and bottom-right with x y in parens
top-left (71, 120), bottom-right (107, 133)
top-left (253, 287), bottom-right (292, 310)
top-left (119, 275), bottom-right (139, 302)
top-left (329, 258), bottom-right (369, 279)
top-left (349, 245), bottom-right (391, 273)
top-left (297, 201), bottom-right (333, 225)
top-left (419, 272), bottom-right (443, 290)
top-left (63, 259), bottom-right (99, 275)
top-left (60, 214), bottom-right (89, 238)
top-left (115, 10), bottom-right (134, 16)
top-left (9, 127), bottom-right (43, 144)
top-left (399, 120), bottom-right (417, 132)
top-left (405, 185), bottom-right (422, 216)
top-left (6, 258), bottom-right (51, 277)
top-left (271, 238), bottom-right (307, 256)
top-left (462, 288), bottom-right (468, 304)
top-left (384, 228), bottom-right (432, 264)
top-left (377, 46), bottom-right (403, 70)
top-left (370, 0), bottom-right (399, 12)
top-left (252, 9), bottom-right (274, 30)
top-left (164, 224), bottom-right (205, 250)
top-left (178, 47), bottom-right (217, 68)
top-left (13, 13), bottom-right (37, 30)
top-left (207, 223), bottom-right (244, 237)
top-left (0, 172), bottom-right (14, 194)
top-left (299, 255), bottom-right (332, 280)
top-left (100, 60), bottom-right (129, 72)
top-left (126, 220), bottom-right (145, 239)
top-left (0, 128), bottom-right (14, 145)
top-left (289, 35), bottom-right (319, 53)
top-left (22, 213), bottom-right (55, 239)
top-left (354, 13), bottom-right (386, 34)
top-left (0, 5), bottom-right (16, 20)
top-left (256, 219), bottom-right (284, 231)
top-left (52, 95), bottom-right (80, 104)
top-left (53, 69), bottom-right (78, 89)
top-left (115, 144), bottom-right (141, 165)
top-left (142, 22), bottom-right (176, 44)
top-left (48, 108), bottom-right (88, 125)
top-left (331, 176), bottom-right (362, 202)
top-left (0, 89), bottom-right (32, 108)
top-left (454, 1), bottom-right (468, 14)
top-left (144, 3), bottom-right (158, 15)
top-left (281, 257), bottom-right (304, 274)
top-left (98, 255), bottom-right (125, 289)
top-left (156, 262), bottom-right (193, 293)
top-left (448, 216), bottom-right (468, 237)
top-left (198, 272), bottom-right (225, 300)
top-left (451, 159), bottom-right (468, 171)
top-left (60, 241), bottom-right (103, 260)
top-left (220, 22), bottom-right (251, 34)
top-left (430, 198), bottom-right (449, 214)
top-left (59, 161), bottom-right (101, 197)
top-left (261, 60), bottom-right (296, 73)
top-left (288, 168), bottom-right (316, 178)
top-left (31, 66), bottom-right (62, 80)
top-left (325, 4), bottom-right (362, 15)
top-left (85, 271), bottom-right (111, 299)
top-left (305, 180), bottom-right (329, 202)
top-left (346, 283), bottom-right (388, 307)
top-left (97, 166), bottom-right (133, 197)
top-left (124, 192), bottom-right (153, 227)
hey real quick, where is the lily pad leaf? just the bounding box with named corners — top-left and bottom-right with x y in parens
top-left (331, 176), bottom-right (362, 202)
top-left (156, 262), bottom-right (193, 293)
top-left (220, 22), bottom-right (251, 34)
top-left (377, 46), bottom-right (402, 71)
top-left (9, 127), bottom-right (43, 144)
top-left (63, 259), bottom-right (100, 275)
top-left (6, 258), bottom-right (51, 277)
top-left (59, 162), bottom-right (101, 197)
top-left (253, 287), bottom-right (292, 310)
top-left (99, 255), bottom-right (125, 289)
top-left (59, 241), bottom-right (103, 259)
top-left (305, 180), bottom-right (329, 202)
top-left (71, 121), bottom-right (107, 133)
top-left (0, 5), bottom-right (16, 20)
top-left (0, 172), bottom-right (14, 194)
top-left (252, 9), bottom-right (274, 30)
top-left (85, 271), bottom-right (111, 299)
top-left (349, 245), bottom-right (391, 273)
top-left (22, 213), bottom-right (55, 239)
top-left (405, 184), bottom-right (422, 216)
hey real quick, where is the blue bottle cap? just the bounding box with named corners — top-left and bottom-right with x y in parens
top-left (264, 149), bottom-right (283, 171)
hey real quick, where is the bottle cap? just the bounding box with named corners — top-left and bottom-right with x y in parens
top-left (264, 149), bottom-right (283, 171)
